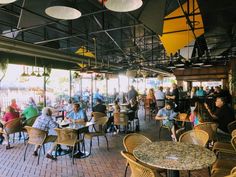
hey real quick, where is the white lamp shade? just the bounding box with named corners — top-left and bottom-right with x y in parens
top-left (105, 0), bottom-right (143, 12)
top-left (45, 0), bottom-right (81, 20)
top-left (126, 70), bottom-right (137, 78)
top-left (0, 0), bottom-right (17, 4)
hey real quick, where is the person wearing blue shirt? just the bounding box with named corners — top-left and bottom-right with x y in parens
top-left (66, 103), bottom-right (88, 122)
top-left (94, 89), bottom-right (104, 103)
top-left (156, 102), bottom-right (178, 141)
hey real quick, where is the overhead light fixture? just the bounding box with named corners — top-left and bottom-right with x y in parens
top-left (104, 0), bottom-right (143, 12)
top-left (0, 0), bottom-right (17, 4)
top-left (45, 0), bottom-right (81, 20)
top-left (36, 68), bottom-right (41, 77)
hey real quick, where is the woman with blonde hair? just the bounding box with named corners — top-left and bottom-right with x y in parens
top-left (146, 88), bottom-right (156, 111)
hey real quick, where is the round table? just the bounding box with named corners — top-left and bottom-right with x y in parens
top-left (133, 141), bottom-right (216, 177)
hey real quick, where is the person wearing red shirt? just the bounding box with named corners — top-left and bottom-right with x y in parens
top-left (1, 106), bottom-right (19, 149)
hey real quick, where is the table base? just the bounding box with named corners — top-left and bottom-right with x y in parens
top-left (167, 170), bottom-right (179, 177)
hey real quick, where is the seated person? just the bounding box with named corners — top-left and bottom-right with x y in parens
top-left (32, 107), bottom-right (58, 160)
top-left (22, 103), bottom-right (38, 120)
top-left (189, 99), bottom-right (212, 126)
top-left (155, 102), bottom-right (178, 141)
top-left (205, 97), bottom-right (235, 134)
top-left (66, 103), bottom-right (88, 123)
top-left (0, 106), bottom-right (19, 148)
top-left (92, 99), bottom-right (106, 114)
top-left (10, 99), bottom-right (21, 112)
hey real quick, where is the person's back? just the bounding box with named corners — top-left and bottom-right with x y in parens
top-left (92, 99), bottom-right (106, 114)
top-left (22, 105), bottom-right (38, 119)
top-left (215, 104), bottom-right (235, 133)
top-left (2, 106), bottom-right (19, 123)
top-left (127, 86), bottom-right (138, 102)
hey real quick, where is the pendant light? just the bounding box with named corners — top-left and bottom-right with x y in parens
top-left (45, 0), bottom-right (81, 20)
top-left (36, 68), bottom-right (41, 77)
top-left (105, 0), bottom-right (143, 12)
top-left (0, 0), bottom-right (17, 4)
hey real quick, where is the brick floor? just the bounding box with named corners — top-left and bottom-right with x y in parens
top-left (0, 110), bottom-right (234, 177)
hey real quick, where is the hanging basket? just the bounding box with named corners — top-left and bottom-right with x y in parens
top-left (157, 75), bottom-right (164, 81)
top-left (126, 69), bottom-right (137, 78)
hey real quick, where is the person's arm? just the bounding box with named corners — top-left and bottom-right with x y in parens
top-left (204, 103), bottom-right (217, 119)
top-left (155, 110), bottom-right (167, 120)
top-left (169, 111), bottom-right (177, 120)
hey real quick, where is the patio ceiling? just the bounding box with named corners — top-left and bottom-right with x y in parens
top-left (0, 0), bottom-right (235, 73)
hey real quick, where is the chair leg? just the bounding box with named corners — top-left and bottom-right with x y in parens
top-left (43, 144), bottom-right (46, 155)
top-left (13, 134), bottom-right (15, 143)
top-left (124, 163), bottom-right (129, 177)
top-left (104, 135), bottom-right (109, 151)
top-left (97, 136), bottom-right (100, 146)
top-left (23, 143), bottom-right (29, 161)
top-left (89, 139), bottom-right (92, 155)
top-left (72, 146), bottom-right (75, 165)
top-left (55, 145), bottom-right (58, 159)
top-left (37, 146), bottom-right (41, 165)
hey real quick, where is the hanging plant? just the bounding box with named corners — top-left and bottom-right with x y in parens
top-left (0, 58), bottom-right (8, 82)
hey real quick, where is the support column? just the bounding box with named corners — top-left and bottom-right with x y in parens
top-left (69, 70), bottom-right (72, 99)
top-left (91, 74), bottom-right (94, 108)
top-left (43, 66), bottom-right (46, 107)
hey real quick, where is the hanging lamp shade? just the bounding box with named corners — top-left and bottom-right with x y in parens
top-left (0, 0), bottom-right (17, 4)
top-left (105, 0), bottom-right (143, 12)
top-left (45, 0), bottom-right (81, 20)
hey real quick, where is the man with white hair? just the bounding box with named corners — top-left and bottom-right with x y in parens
top-left (32, 107), bottom-right (58, 160)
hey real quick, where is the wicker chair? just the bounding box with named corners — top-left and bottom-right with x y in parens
top-left (91, 112), bottom-right (106, 121)
top-left (179, 130), bottom-right (209, 177)
top-left (0, 118), bottom-right (26, 147)
top-left (211, 160), bottom-right (236, 175)
top-left (212, 134), bottom-right (236, 156)
top-left (231, 166), bottom-right (236, 175)
top-left (114, 112), bottom-right (128, 133)
top-left (123, 133), bottom-right (166, 177)
top-left (228, 120), bottom-right (236, 134)
top-left (232, 130), bottom-right (236, 137)
top-left (179, 129), bottom-right (209, 147)
top-left (84, 116), bottom-right (109, 155)
top-left (194, 122), bottom-right (218, 143)
top-left (23, 126), bottom-right (47, 165)
top-left (54, 128), bottom-right (83, 164)
top-left (121, 151), bottom-right (158, 177)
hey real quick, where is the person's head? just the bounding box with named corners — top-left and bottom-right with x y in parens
top-left (215, 86), bottom-right (221, 93)
top-left (68, 98), bottom-right (72, 104)
top-left (165, 101), bottom-right (173, 110)
top-left (6, 106), bottom-right (14, 113)
top-left (11, 99), bottom-right (16, 104)
top-left (96, 88), bottom-right (99, 92)
top-left (215, 97), bottom-right (226, 108)
top-left (73, 103), bottom-right (80, 112)
top-left (96, 98), bottom-right (102, 104)
top-left (159, 86), bottom-right (163, 91)
top-left (172, 83), bottom-right (177, 89)
top-left (200, 86), bottom-right (203, 90)
top-left (42, 107), bottom-right (52, 117)
top-left (130, 85), bottom-right (135, 90)
top-left (114, 100), bottom-right (118, 105)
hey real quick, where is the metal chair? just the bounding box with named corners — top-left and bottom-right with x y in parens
top-left (84, 116), bottom-right (109, 155)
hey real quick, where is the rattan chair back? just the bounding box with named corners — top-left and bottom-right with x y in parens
top-left (92, 112), bottom-right (106, 121)
top-left (232, 130), bottom-right (236, 137)
top-left (228, 121), bottom-right (236, 134)
top-left (123, 133), bottom-right (152, 153)
top-left (179, 129), bottom-right (209, 147)
top-left (24, 126), bottom-right (47, 146)
top-left (231, 166), bottom-right (236, 175)
top-left (5, 118), bottom-right (23, 134)
top-left (194, 122), bottom-right (218, 141)
top-left (231, 136), bottom-right (236, 151)
top-left (54, 128), bottom-right (78, 146)
top-left (121, 151), bottom-right (157, 177)
top-left (178, 113), bottom-right (188, 120)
